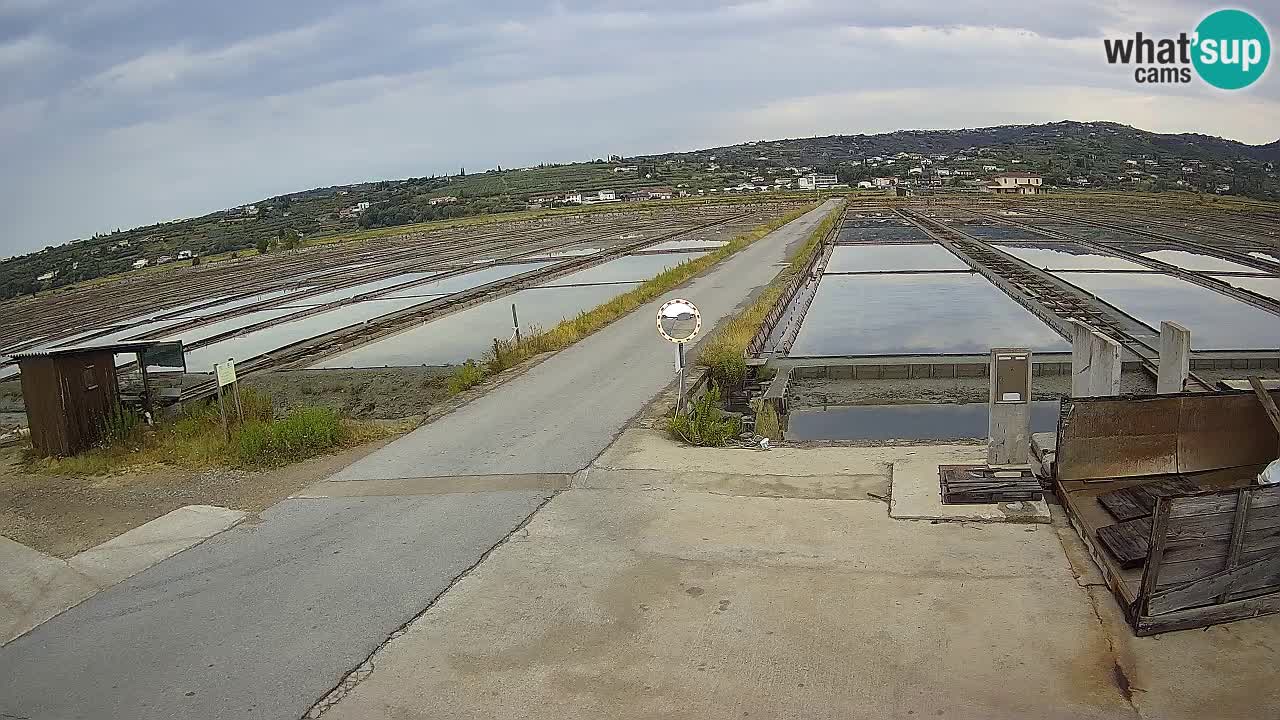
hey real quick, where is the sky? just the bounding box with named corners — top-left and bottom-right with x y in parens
top-left (1, 0), bottom-right (1277, 256)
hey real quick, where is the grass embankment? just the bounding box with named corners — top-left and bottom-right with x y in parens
top-left (447, 203), bottom-right (821, 394)
top-left (28, 388), bottom-right (390, 476)
top-left (695, 203), bottom-right (841, 386)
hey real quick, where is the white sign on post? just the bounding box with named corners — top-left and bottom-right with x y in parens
top-left (214, 361), bottom-right (237, 387)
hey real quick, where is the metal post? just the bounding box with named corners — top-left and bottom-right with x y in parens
top-left (232, 380), bottom-right (244, 422)
top-left (511, 303), bottom-right (521, 344)
top-left (676, 343), bottom-right (686, 414)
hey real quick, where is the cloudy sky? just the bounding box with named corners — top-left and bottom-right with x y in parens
top-left (1, 0), bottom-right (1277, 256)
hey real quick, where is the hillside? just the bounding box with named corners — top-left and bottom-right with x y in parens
top-left (2, 120), bottom-right (1277, 300)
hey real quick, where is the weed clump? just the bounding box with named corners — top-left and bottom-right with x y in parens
top-left (667, 388), bottom-right (741, 446)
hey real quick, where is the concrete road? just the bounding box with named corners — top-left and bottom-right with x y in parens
top-left (331, 199), bottom-right (842, 479)
top-left (0, 200), bottom-right (841, 720)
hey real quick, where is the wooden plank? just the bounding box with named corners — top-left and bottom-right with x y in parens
top-left (1218, 488), bottom-right (1254, 602)
top-left (1148, 549), bottom-right (1280, 615)
top-left (1097, 477), bottom-right (1202, 522)
top-left (1169, 485), bottom-right (1280, 518)
top-left (1138, 498), bottom-right (1174, 614)
top-left (1166, 504), bottom-right (1280, 542)
top-left (1096, 517), bottom-right (1153, 569)
top-left (1136, 591), bottom-right (1280, 635)
top-left (1249, 376), bottom-right (1280, 437)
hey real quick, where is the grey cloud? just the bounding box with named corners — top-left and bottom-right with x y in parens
top-left (1, 0), bottom-right (1276, 255)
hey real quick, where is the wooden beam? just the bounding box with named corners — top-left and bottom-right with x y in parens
top-left (1217, 488), bottom-right (1254, 603)
top-left (1248, 376), bottom-right (1280, 438)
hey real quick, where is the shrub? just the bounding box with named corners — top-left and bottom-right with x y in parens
top-left (448, 360), bottom-right (486, 394)
top-left (667, 388), bottom-right (741, 447)
top-left (236, 407), bottom-right (345, 467)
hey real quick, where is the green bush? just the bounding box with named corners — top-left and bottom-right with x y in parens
top-left (448, 360), bottom-right (486, 394)
top-left (236, 407), bottom-right (345, 467)
top-left (667, 388), bottom-right (741, 447)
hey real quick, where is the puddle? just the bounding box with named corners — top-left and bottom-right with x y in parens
top-left (789, 273), bottom-right (1068, 356)
top-left (786, 401), bottom-right (1060, 441)
top-left (311, 282), bottom-right (637, 368)
top-left (1056, 271), bottom-right (1280, 350)
top-left (824, 243), bottom-right (968, 273)
top-left (1138, 249), bottom-right (1265, 274)
top-left (992, 244), bottom-right (1149, 271)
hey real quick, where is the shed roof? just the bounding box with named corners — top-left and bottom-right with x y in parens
top-left (8, 340), bottom-right (172, 361)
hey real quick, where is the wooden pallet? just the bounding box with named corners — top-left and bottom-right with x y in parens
top-left (1097, 477), bottom-right (1202, 522)
top-left (939, 465), bottom-right (1041, 504)
top-left (1096, 516), bottom-right (1154, 569)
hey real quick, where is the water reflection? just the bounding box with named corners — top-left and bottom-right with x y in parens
top-left (1056, 271), bottom-right (1280, 350)
top-left (311, 282), bottom-right (637, 368)
top-left (1139, 249), bottom-right (1265, 275)
top-left (825, 244), bottom-right (968, 273)
top-left (790, 273), bottom-right (1068, 356)
top-left (787, 401), bottom-right (1060, 441)
top-left (993, 244), bottom-right (1148, 271)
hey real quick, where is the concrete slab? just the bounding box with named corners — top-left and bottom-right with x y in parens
top-left (889, 449), bottom-right (1051, 523)
top-left (319, 489), bottom-right (1136, 720)
top-left (67, 505), bottom-right (246, 587)
top-left (580, 467), bottom-right (889, 501)
top-left (0, 537), bottom-right (96, 646)
top-left (3, 505), bottom-right (246, 646)
top-left (595, 426), bottom-right (923, 477)
top-left (0, 492), bottom-right (550, 720)
top-left (297, 474), bottom-right (573, 498)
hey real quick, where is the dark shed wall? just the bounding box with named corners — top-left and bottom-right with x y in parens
top-left (19, 349), bottom-right (121, 456)
top-left (19, 357), bottom-right (66, 456)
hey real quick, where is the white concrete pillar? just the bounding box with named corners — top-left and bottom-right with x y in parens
top-left (1157, 321), bottom-right (1191, 395)
top-left (1070, 320), bottom-right (1121, 398)
top-left (989, 348), bottom-right (1032, 466)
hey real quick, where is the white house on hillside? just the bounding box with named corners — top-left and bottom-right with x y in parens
top-left (984, 172), bottom-right (1044, 195)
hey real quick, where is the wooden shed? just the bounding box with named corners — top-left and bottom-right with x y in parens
top-left (11, 341), bottom-right (175, 457)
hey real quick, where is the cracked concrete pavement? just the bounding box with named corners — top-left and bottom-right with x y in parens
top-left (319, 429), bottom-right (1280, 720)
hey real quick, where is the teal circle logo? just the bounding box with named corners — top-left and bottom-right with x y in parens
top-left (1193, 9), bottom-right (1270, 89)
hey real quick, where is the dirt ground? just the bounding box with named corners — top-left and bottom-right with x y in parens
top-left (241, 366), bottom-right (455, 420)
top-left (0, 433), bottom-right (408, 558)
top-left (787, 370), bottom-right (1158, 408)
